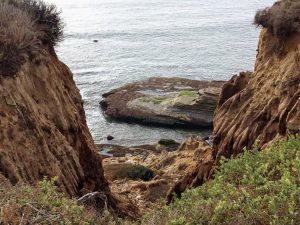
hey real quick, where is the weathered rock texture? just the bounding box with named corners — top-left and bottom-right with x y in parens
top-left (0, 46), bottom-right (117, 207)
top-left (167, 29), bottom-right (300, 199)
top-left (102, 137), bottom-right (213, 213)
top-left (101, 77), bottom-right (224, 128)
top-left (213, 29), bottom-right (300, 159)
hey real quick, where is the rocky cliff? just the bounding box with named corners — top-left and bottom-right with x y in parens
top-left (213, 29), bottom-right (300, 159)
top-left (168, 28), bottom-right (300, 198)
top-left (0, 0), bottom-right (121, 213)
top-left (0, 50), bottom-right (110, 196)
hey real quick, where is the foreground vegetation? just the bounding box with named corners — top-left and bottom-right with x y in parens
top-left (0, 177), bottom-right (118, 225)
top-left (1, 136), bottom-right (299, 224)
top-left (142, 136), bottom-right (300, 225)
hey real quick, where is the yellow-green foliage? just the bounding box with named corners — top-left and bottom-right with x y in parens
top-left (141, 136), bottom-right (300, 225)
top-left (0, 177), bottom-right (117, 225)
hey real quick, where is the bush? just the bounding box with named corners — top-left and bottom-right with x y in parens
top-left (141, 136), bottom-right (300, 225)
top-left (0, 177), bottom-right (119, 225)
top-left (105, 164), bottom-right (155, 181)
top-left (0, 4), bottom-right (39, 76)
top-left (254, 0), bottom-right (300, 38)
top-left (0, 0), bottom-right (63, 76)
top-left (4, 0), bottom-right (64, 45)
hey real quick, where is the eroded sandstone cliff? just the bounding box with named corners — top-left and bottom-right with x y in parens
top-left (168, 29), bottom-right (300, 198)
top-left (0, 48), bottom-right (110, 197)
top-left (213, 29), bottom-right (300, 159)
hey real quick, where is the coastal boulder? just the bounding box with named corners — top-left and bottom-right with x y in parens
top-left (100, 77), bottom-right (224, 128)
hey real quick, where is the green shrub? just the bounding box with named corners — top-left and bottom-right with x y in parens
top-left (254, 0), bottom-right (300, 38)
top-left (0, 177), bottom-right (118, 225)
top-left (141, 136), bottom-right (300, 225)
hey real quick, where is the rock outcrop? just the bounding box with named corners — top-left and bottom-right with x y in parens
top-left (167, 29), bottom-right (300, 198)
top-left (0, 0), bottom-right (138, 218)
top-left (213, 29), bottom-right (300, 159)
top-left (102, 137), bottom-right (213, 213)
top-left (100, 77), bottom-right (224, 128)
top-left (0, 49), bottom-right (109, 197)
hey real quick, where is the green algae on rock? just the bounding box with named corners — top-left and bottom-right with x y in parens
top-left (100, 77), bottom-right (225, 128)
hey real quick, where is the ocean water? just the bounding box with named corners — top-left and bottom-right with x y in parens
top-left (46, 0), bottom-right (274, 146)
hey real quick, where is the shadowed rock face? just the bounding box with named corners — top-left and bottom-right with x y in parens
top-left (0, 47), bottom-right (110, 200)
top-left (100, 77), bottom-right (224, 128)
top-left (213, 30), bottom-right (300, 159)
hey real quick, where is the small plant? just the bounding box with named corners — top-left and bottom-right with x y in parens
top-left (0, 177), bottom-right (118, 225)
top-left (254, 0), bottom-right (300, 38)
top-left (5, 0), bottom-right (64, 46)
top-left (0, 0), bottom-right (63, 76)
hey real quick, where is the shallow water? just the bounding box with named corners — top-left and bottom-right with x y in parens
top-left (46, 0), bottom-right (274, 146)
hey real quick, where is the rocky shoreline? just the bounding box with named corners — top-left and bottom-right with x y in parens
top-left (97, 77), bottom-right (223, 213)
top-left (97, 137), bottom-right (213, 213)
top-left (100, 77), bottom-right (225, 128)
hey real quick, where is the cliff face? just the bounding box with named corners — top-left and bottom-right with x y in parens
top-left (0, 48), bottom-right (109, 197)
top-left (213, 29), bottom-right (300, 159)
top-left (168, 29), bottom-right (300, 198)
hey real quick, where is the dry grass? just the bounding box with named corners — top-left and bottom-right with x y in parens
top-left (4, 0), bottom-right (64, 45)
top-left (0, 4), bottom-right (41, 76)
top-left (254, 0), bottom-right (300, 38)
top-left (0, 177), bottom-right (119, 225)
top-left (0, 0), bottom-right (63, 76)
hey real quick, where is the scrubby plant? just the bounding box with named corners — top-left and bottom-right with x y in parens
top-left (0, 4), bottom-right (40, 76)
top-left (4, 0), bottom-right (64, 45)
top-left (141, 136), bottom-right (300, 225)
top-left (254, 0), bottom-right (300, 38)
top-left (0, 0), bottom-right (63, 76)
top-left (0, 177), bottom-right (119, 225)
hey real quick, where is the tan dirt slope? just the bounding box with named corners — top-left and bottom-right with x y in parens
top-left (0, 46), bottom-right (112, 204)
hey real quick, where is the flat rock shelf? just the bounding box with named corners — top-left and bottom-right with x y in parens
top-left (100, 77), bottom-right (225, 128)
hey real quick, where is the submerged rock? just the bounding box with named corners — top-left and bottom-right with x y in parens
top-left (107, 135), bottom-right (114, 141)
top-left (100, 77), bottom-right (224, 128)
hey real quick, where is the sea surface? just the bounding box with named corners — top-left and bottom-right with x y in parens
top-left (46, 0), bottom-right (274, 146)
